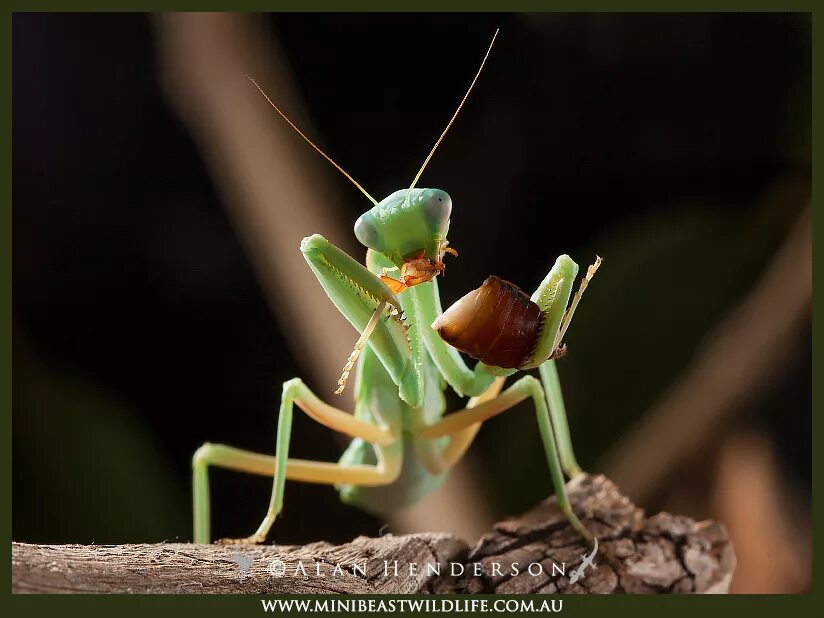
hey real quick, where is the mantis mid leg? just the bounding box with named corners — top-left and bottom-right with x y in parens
top-left (415, 377), bottom-right (506, 475)
top-left (533, 256), bottom-right (602, 479)
top-left (419, 368), bottom-right (582, 479)
top-left (415, 375), bottom-right (593, 545)
top-left (540, 361), bottom-right (582, 478)
top-left (420, 367), bottom-right (583, 480)
top-left (192, 378), bottom-right (400, 544)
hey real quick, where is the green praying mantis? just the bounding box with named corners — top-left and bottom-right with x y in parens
top-left (192, 30), bottom-right (602, 547)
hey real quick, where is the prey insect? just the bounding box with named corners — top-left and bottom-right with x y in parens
top-left (192, 29), bottom-right (602, 547)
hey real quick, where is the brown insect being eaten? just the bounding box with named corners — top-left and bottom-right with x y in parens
top-left (432, 275), bottom-right (566, 369)
top-left (380, 245), bottom-right (458, 294)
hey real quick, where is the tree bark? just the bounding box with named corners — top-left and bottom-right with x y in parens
top-left (12, 475), bottom-right (735, 594)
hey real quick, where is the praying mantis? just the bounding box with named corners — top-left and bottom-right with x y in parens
top-left (192, 30), bottom-right (602, 547)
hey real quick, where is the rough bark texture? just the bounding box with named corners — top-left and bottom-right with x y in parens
top-left (12, 475), bottom-right (735, 594)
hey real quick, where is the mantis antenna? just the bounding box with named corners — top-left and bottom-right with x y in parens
top-left (245, 74), bottom-right (379, 207)
top-left (406, 28), bottom-right (500, 197)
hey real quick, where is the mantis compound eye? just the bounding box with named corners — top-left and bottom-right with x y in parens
top-left (354, 213), bottom-right (380, 250)
top-left (421, 189), bottom-right (452, 230)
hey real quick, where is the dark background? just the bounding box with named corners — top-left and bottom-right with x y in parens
top-left (12, 13), bottom-right (811, 591)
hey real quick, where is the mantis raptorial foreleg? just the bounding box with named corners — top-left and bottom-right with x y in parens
top-left (301, 234), bottom-right (422, 407)
top-left (414, 375), bottom-right (593, 544)
top-left (552, 256), bottom-right (603, 351)
top-left (335, 299), bottom-right (389, 395)
top-left (536, 256), bottom-right (602, 478)
top-left (431, 255), bottom-right (601, 484)
top-left (192, 378), bottom-right (401, 544)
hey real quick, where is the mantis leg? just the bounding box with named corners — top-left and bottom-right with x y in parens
top-left (192, 378), bottom-right (400, 544)
top-left (539, 361), bottom-right (582, 478)
top-left (527, 255), bottom-right (602, 478)
top-left (414, 375), bottom-right (593, 545)
top-left (531, 257), bottom-right (602, 478)
top-left (301, 235), bottom-right (422, 407)
top-left (192, 444), bottom-right (400, 544)
top-left (415, 377), bottom-right (506, 475)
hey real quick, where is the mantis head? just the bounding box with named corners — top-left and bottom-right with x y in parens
top-left (354, 188), bottom-right (451, 265)
top-left (353, 188), bottom-right (456, 293)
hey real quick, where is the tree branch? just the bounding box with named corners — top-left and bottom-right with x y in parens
top-left (12, 475), bottom-right (735, 594)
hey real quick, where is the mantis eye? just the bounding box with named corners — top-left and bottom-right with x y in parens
top-left (422, 189), bottom-right (452, 230)
top-left (354, 213), bottom-right (380, 250)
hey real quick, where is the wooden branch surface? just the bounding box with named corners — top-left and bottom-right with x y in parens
top-left (12, 475), bottom-right (735, 594)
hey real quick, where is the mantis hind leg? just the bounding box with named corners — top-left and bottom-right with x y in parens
top-left (192, 378), bottom-right (401, 544)
top-left (192, 444), bottom-right (400, 544)
top-left (415, 375), bottom-right (594, 546)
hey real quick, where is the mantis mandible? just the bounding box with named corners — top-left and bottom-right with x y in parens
top-left (192, 29), bottom-right (602, 547)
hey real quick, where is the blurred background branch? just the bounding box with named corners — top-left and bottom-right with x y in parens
top-left (155, 12), bottom-right (353, 390)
